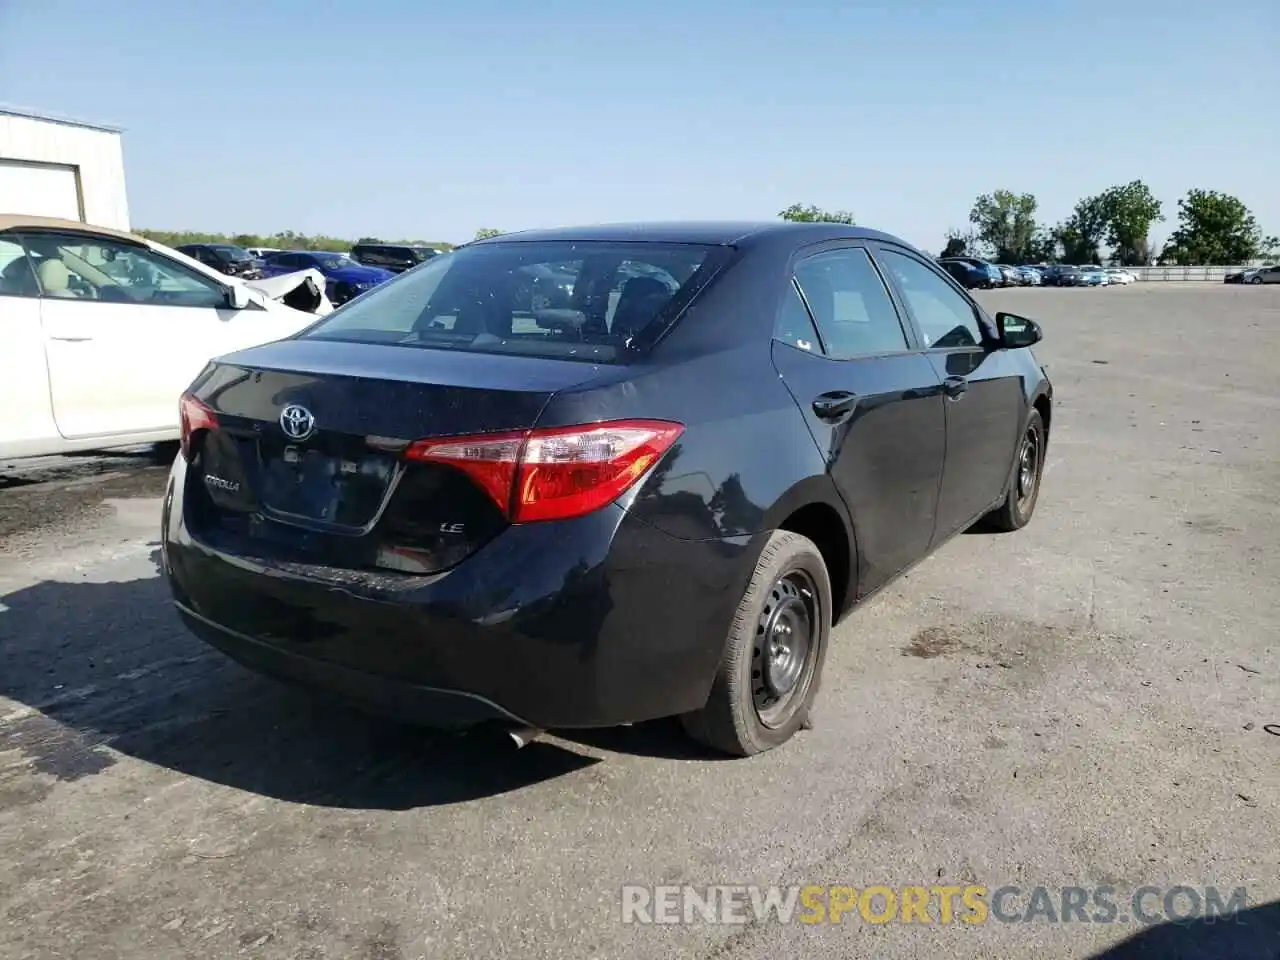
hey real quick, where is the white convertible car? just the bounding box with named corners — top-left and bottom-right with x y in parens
top-left (0, 215), bottom-right (334, 460)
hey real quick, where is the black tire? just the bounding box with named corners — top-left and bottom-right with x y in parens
top-left (680, 530), bottom-right (832, 757)
top-left (984, 409), bottom-right (1046, 532)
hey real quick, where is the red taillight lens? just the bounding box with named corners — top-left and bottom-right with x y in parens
top-left (178, 392), bottom-right (218, 461)
top-left (405, 419), bottom-right (684, 523)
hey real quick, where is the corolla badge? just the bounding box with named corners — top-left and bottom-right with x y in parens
top-left (280, 404), bottom-right (316, 441)
top-left (203, 474), bottom-right (240, 493)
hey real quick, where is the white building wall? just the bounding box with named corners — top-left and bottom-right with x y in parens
top-left (0, 109), bottom-right (130, 230)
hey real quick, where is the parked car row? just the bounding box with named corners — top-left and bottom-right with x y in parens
top-left (256, 250), bottom-right (396, 306)
top-left (172, 242), bottom-right (450, 305)
top-left (936, 256), bottom-right (1138, 289)
top-left (1223, 265), bottom-right (1280, 284)
top-left (175, 243), bottom-right (267, 280)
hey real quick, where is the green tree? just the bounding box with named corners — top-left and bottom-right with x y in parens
top-left (968, 190), bottom-right (1040, 263)
top-left (1097, 180), bottom-right (1163, 266)
top-left (940, 227), bottom-right (987, 259)
top-left (1159, 189), bottom-right (1265, 265)
top-left (1260, 234), bottom-right (1280, 264)
top-left (940, 232), bottom-right (968, 258)
top-left (778, 203), bottom-right (855, 224)
top-left (474, 227), bottom-right (503, 240)
top-left (1025, 226), bottom-right (1058, 263)
top-left (1053, 195), bottom-right (1108, 264)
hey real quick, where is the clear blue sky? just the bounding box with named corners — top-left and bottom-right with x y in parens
top-left (2, 0), bottom-right (1276, 250)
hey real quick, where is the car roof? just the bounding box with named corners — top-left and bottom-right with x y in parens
top-left (467, 220), bottom-right (909, 249)
top-left (0, 214), bottom-right (145, 245)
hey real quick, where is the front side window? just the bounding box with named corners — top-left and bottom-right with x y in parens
top-left (876, 249), bottom-right (985, 349)
top-left (298, 241), bottom-right (726, 364)
top-left (18, 233), bottom-right (227, 308)
top-left (792, 247), bottom-right (909, 359)
top-left (0, 238), bottom-right (38, 298)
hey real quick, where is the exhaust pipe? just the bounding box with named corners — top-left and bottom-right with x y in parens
top-left (506, 725), bottom-right (545, 749)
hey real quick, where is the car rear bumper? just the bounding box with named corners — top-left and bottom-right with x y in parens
top-left (161, 454), bottom-right (759, 729)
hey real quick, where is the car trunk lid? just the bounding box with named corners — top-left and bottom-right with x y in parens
top-left (183, 339), bottom-right (607, 574)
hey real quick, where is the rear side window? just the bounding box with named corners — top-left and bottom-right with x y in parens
top-left (774, 281), bottom-right (822, 353)
top-left (297, 241), bottom-right (728, 364)
top-left (792, 247), bottom-right (909, 358)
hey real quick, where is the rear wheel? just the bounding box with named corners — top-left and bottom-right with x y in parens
top-left (680, 530), bottom-right (831, 757)
top-left (984, 409), bottom-right (1045, 532)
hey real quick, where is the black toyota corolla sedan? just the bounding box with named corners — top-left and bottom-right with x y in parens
top-left (162, 221), bottom-right (1052, 757)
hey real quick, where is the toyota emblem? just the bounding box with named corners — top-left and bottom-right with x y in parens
top-left (279, 404), bottom-right (316, 441)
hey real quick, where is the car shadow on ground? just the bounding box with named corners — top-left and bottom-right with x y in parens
top-left (1087, 900), bottom-right (1279, 960)
top-left (0, 551), bottom-right (603, 810)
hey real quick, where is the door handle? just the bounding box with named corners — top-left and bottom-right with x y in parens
top-left (812, 390), bottom-right (859, 422)
top-left (943, 376), bottom-right (968, 399)
top-left (49, 335), bottom-right (94, 342)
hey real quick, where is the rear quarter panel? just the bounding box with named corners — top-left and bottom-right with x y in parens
top-left (544, 343), bottom-right (837, 543)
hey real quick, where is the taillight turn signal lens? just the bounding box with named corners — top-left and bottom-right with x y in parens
top-left (405, 419), bottom-right (684, 523)
top-left (178, 392), bottom-right (218, 461)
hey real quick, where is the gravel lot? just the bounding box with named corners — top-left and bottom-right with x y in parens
top-left (1, 284), bottom-right (1277, 960)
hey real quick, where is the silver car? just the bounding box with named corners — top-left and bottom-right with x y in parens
top-left (1245, 265), bottom-right (1280, 284)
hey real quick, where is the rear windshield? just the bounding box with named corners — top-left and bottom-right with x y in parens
top-left (296, 240), bottom-right (727, 364)
top-left (211, 245), bottom-right (252, 261)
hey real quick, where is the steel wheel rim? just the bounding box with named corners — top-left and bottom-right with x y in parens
top-left (752, 570), bottom-right (819, 728)
top-left (1017, 427), bottom-right (1040, 505)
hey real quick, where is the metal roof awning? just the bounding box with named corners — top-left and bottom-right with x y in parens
top-left (0, 104), bottom-right (124, 134)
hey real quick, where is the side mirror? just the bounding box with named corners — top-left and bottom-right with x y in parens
top-left (225, 284), bottom-right (251, 310)
top-left (995, 311), bottom-right (1042, 349)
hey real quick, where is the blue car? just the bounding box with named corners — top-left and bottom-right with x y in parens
top-left (259, 250), bottom-right (395, 305)
top-left (937, 257), bottom-right (1000, 289)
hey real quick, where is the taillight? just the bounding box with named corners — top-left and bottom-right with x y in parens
top-left (405, 419), bottom-right (684, 523)
top-left (178, 392), bottom-right (218, 461)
